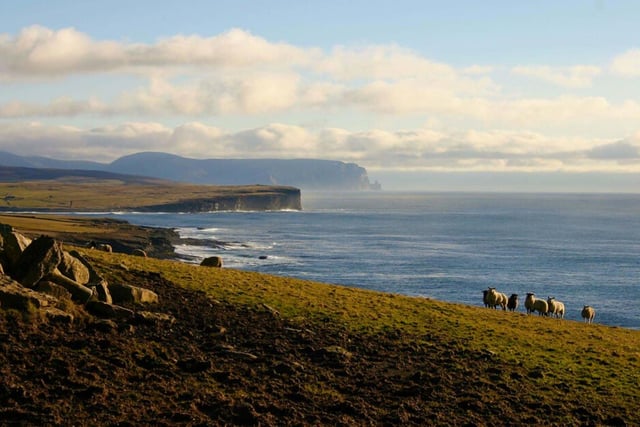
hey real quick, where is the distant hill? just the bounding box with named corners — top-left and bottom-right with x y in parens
top-left (0, 165), bottom-right (162, 184)
top-left (0, 151), bottom-right (379, 190)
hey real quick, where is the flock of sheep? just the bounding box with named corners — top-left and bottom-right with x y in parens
top-left (483, 287), bottom-right (596, 324)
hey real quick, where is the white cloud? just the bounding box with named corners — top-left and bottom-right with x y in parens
top-left (610, 49), bottom-right (640, 77)
top-left (3, 121), bottom-right (639, 173)
top-left (0, 26), bottom-right (311, 79)
top-left (511, 65), bottom-right (601, 88)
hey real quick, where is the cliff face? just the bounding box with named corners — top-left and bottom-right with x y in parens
top-left (138, 187), bottom-right (302, 212)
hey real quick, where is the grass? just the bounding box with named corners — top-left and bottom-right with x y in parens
top-left (82, 248), bottom-right (640, 417)
top-left (0, 178), bottom-right (296, 211)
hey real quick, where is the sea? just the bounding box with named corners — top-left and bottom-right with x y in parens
top-left (107, 192), bottom-right (640, 330)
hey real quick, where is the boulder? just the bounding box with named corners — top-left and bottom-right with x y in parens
top-left (69, 250), bottom-right (108, 284)
top-left (89, 279), bottom-right (112, 304)
top-left (0, 275), bottom-right (57, 311)
top-left (2, 231), bottom-right (32, 267)
top-left (43, 307), bottom-right (74, 324)
top-left (13, 236), bottom-right (64, 288)
top-left (201, 256), bottom-right (223, 268)
top-left (42, 271), bottom-right (93, 304)
top-left (33, 280), bottom-right (73, 300)
top-left (85, 300), bottom-right (134, 320)
top-left (109, 283), bottom-right (159, 304)
top-left (58, 251), bottom-right (90, 285)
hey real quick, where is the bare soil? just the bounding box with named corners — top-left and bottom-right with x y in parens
top-left (0, 268), bottom-right (626, 426)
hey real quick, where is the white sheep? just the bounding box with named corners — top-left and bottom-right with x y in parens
top-left (486, 287), bottom-right (507, 310)
top-left (547, 296), bottom-right (565, 319)
top-left (532, 299), bottom-right (549, 316)
top-left (524, 293), bottom-right (536, 314)
top-left (525, 293), bottom-right (548, 316)
top-left (581, 305), bottom-right (596, 324)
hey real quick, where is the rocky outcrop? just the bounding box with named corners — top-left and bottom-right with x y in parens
top-left (201, 256), bottom-right (223, 268)
top-left (0, 226), bottom-right (164, 325)
top-left (13, 236), bottom-right (63, 288)
top-left (0, 275), bottom-right (58, 310)
top-left (137, 187), bottom-right (302, 212)
top-left (109, 283), bottom-right (159, 305)
top-left (2, 231), bottom-right (32, 267)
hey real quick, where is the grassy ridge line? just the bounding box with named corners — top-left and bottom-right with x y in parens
top-left (84, 250), bottom-right (640, 415)
top-left (0, 179), bottom-right (296, 211)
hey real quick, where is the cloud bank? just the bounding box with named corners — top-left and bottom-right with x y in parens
top-left (1, 121), bottom-right (639, 173)
top-left (1, 26), bottom-right (640, 176)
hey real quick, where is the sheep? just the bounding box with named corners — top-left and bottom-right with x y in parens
top-left (581, 305), bottom-right (596, 324)
top-left (507, 294), bottom-right (519, 312)
top-left (486, 287), bottom-right (508, 310)
top-left (547, 296), bottom-right (565, 319)
top-left (482, 290), bottom-right (490, 308)
top-left (88, 241), bottom-right (113, 252)
top-left (532, 299), bottom-right (549, 316)
top-left (524, 293), bottom-right (536, 314)
top-left (525, 293), bottom-right (548, 316)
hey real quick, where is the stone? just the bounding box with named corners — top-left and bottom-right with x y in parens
top-left (90, 279), bottom-right (112, 304)
top-left (85, 300), bottom-right (135, 320)
top-left (33, 280), bottom-right (73, 300)
top-left (13, 236), bottom-right (63, 288)
top-left (200, 256), bottom-right (223, 268)
top-left (58, 251), bottom-right (90, 285)
top-left (109, 282), bottom-right (159, 304)
top-left (0, 275), bottom-right (57, 311)
top-left (42, 271), bottom-right (93, 304)
top-left (43, 307), bottom-right (74, 324)
top-left (2, 231), bottom-right (32, 267)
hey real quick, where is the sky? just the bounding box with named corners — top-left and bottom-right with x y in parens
top-left (1, 0), bottom-right (640, 191)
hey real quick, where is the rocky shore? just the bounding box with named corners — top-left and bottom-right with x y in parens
top-left (0, 214), bottom-right (179, 259)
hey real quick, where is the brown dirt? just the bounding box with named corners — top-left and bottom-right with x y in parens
top-left (0, 268), bottom-right (625, 426)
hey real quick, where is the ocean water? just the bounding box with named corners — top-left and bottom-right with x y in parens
top-left (112, 192), bottom-right (640, 329)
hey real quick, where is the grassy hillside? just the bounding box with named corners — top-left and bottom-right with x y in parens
top-left (1, 214), bottom-right (638, 424)
top-left (79, 249), bottom-right (639, 425)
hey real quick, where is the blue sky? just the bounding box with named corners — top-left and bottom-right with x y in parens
top-left (1, 0), bottom-right (640, 191)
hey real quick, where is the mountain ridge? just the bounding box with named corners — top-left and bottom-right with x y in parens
top-left (0, 151), bottom-right (379, 190)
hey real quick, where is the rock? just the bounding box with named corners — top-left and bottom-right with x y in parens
top-left (58, 251), bottom-right (90, 285)
top-left (109, 282), bottom-right (159, 304)
top-left (200, 256), bottom-right (223, 268)
top-left (131, 249), bottom-right (147, 257)
top-left (64, 250), bottom-right (113, 302)
top-left (13, 236), bottom-right (63, 288)
top-left (89, 280), bottom-right (112, 304)
top-left (135, 311), bottom-right (176, 325)
top-left (85, 300), bottom-right (135, 320)
top-left (43, 307), bottom-right (74, 324)
top-left (2, 231), bottom-right (32, 267)
top-left (0, 275), bottom-right (57, 310)
top-left (33, 280), bottom-right (73, 300)
top-left (42, 271), bottom-right (93, 304)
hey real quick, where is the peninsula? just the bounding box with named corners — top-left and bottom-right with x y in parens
top-left (0, 166), bottom-right (302, 213)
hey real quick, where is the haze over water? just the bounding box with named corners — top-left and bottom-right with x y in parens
top-left (115, 192), bottom-right (640, 329)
